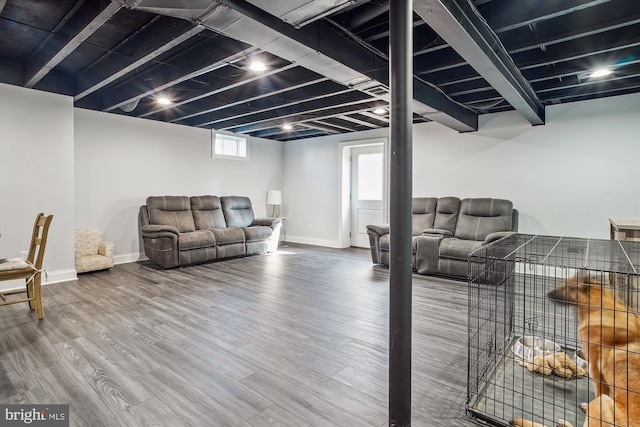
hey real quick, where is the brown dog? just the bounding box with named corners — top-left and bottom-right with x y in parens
top-left (547, 273), bottom-right (640, 397)
top-left (547, 273), bottom-right (640, 426)
top-left (513, 273), bottom-right (640, 426)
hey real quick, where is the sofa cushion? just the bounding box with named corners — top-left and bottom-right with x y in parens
top-left (434, 197), bottom-right (461, 234)
top-left (221, 196), bottom-right (254, 228)
top-left (178, 230), bottom-right (216, 250)
top-left (191, 195), bottom-right (227, 230)
top-left (412, 198), bottom-right (437, 236)
top-left (439, 238), bottom-right (484, 261)
top-left (147, 196), bottom-right (196, 233)
top-left (212, 227), bottom-right (245, 245)
top-left (243, 226), bottom-right (273, 242)
top-left (455, 198), bottom-right (513, 241)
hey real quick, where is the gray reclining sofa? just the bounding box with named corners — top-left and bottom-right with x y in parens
top-left (139, 195), bottom-right (281, 268)
top-left (367, 197), bottom-right (518, 278)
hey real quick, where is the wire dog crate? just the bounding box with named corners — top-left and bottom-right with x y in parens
top-left (466, 234), bottom-right (640, 427)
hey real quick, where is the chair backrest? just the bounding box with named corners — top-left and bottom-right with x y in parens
top-left (434, 197), bottom-right (461, 234)
top-left (220, 196), bottom-right (255, 227)
top-left (190, 195), bottom-right (227, 230)
top-left (412, 198), bottom-right (438, 236)
top-left (74, 228), bottom-right (103, 256)
top-left (146, 196), bottom-right (196, 232)
top-left (27, 213), bottom-right (54, 270)
top-left (454, 198), bottom-right (513, 241)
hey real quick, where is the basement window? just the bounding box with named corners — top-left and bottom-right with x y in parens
top-left (212, 132), bottom-right (249, 160)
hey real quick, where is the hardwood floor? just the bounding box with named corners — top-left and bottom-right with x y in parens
top-left (0, 244), bottom-right (477, 426)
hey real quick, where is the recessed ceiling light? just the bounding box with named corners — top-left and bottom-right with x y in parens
top-left (248, 60), bottom-right (268, 72)
top-left (373, 107), bottom-right (387, 115)
top-left (590, 68), bottom-right (612, 78)
top-left (157, 96), bottom-right (172, 105)
top-left (282, 124), bottom-right (293, 131)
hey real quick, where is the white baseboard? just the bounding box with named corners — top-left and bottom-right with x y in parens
top-left (45, 268), bottom-right (77, 284)
top-left (114, 252), bottom-right (146, 264)
top-left (0, 268), bottom-right (77, 293)
top-left (284, 235), bottom-right (341, 248)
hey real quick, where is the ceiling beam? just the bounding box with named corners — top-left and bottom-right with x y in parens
top-left (224, 100), bottom-right (379, 134)
top-left (174, 77), bottom-right (330, 124)
top-left (99, 43), bottom-right (257, 112)
top-left (414, 0), bottom-right (545, 125)
top-left (191, 86), bottom-right (355, 127)
top-left (76, 20), bottom-right (205, 101)
top-left (338, 115), bottom-right (379, 128)
top-left (215, 0), bottom-right (477, 131)
top-left (24, 0), bottom-right (122, 88)
top-left (137, 63), bottom-right (298, 118)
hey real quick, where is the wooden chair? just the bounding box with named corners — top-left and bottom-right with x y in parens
top-left (0, 213), bottom-right (54, 319)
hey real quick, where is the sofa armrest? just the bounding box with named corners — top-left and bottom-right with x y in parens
top-left (366, 224), bottom-right (389, 264)
top-left (252, 217), bottom-right (282, 228)
top-left (141, 224), bottom-right (179, 236)
top-left (483, 231), bottom-right (515, 245)
top-left (366, 224), bottom-right (389, 237)
top-left (422, 228), bottom-right (453, 237)
top-left (98, 241), bottom-right (115, 258)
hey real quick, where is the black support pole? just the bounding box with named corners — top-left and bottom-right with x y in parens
top-left (388, 1), bottom-right (413, 426)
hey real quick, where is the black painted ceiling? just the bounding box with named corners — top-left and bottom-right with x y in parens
top-left (1, 0), bottom-right (638, 141)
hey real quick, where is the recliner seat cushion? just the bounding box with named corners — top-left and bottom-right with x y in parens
top-left (379, 235), bottom-right (418, 255)
top-left (147, 196), bottom-right (196, 233)
top-left (178, 230), bottom-right (216, 250)
top-left (191, 196), bottom-right (227, 229)
top-left (439, 238), bottom-right (484, 261)
top-left (212, 228), bottom-right (245, 245)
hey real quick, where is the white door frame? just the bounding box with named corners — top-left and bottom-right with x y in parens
top-left (338, 137), bottom-right (389, 248)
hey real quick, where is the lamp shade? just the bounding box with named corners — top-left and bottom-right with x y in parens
top-left (266, 190), bottom-right (282, 205)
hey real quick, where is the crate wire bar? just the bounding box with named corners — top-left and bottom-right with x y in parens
top-left (466, 234), bottom-right (640, 427)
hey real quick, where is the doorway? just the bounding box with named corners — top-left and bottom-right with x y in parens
top-left (339, 139), bottom-right (388, 249)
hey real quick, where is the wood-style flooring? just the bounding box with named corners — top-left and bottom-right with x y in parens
top-left (0, 244), bottom-right (477, 426)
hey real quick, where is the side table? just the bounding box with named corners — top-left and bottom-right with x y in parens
top-left (609, 217), bottom-right (640, 241)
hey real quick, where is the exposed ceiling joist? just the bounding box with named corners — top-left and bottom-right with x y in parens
top-left (25, 0), bottom-right (122, 88)
top-left (4, 0), bottom-right (639, 142)
top-left (101, 45), bottom-right (256, 112)
top-left (76, 21), bottom-right (205, 101)
top-left (138, 63), bottom-right (298, 118)
top-left (211, 0), bottom-right (477, 131)
top-left (415, 0), bottom-right (545, 125)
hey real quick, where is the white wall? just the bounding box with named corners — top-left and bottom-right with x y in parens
top-left (2, 81), bottom-right (637, 285)
top-left (283, 93), bottom-right (640, 245)
top-left (74, 108), bottom-right (284, 261)
top-left (0, 83), bottom-right (76, 290)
